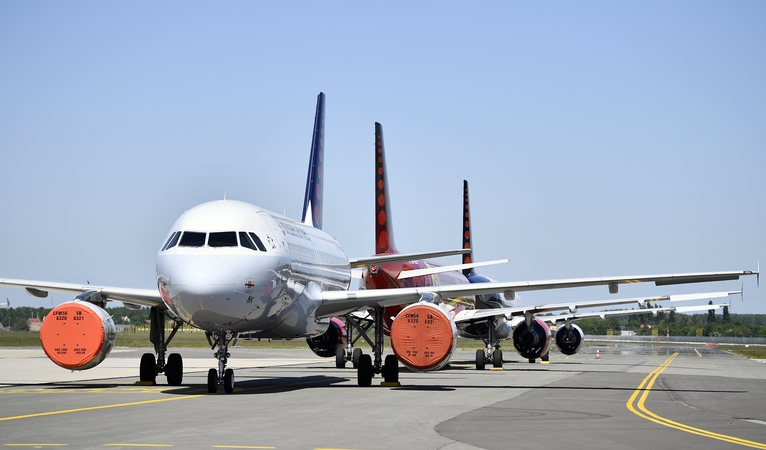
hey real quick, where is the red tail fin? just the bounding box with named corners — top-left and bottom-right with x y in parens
top-left (375, 123), bottom-right (398, 254)
top-left (462, 180), bottom-right (474, 276)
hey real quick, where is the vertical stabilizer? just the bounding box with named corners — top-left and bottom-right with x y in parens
top-left (462, 180), bottom-right (475, 276)
top-left (301, 92), bottom-right (326, 230)
top-left (375, 122), bottom-right (398, 254)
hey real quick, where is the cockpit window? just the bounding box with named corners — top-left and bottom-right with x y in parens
top-left (179, 231), bottom-right (206, 247)
top-left (162, 231), bottom-right (181, 251)
top-left (239, 232), bottom-right (258, 251)
top-left (249, 232), bottom-right (267, 252)
top-left (208, 231), bottom-right (238, 248)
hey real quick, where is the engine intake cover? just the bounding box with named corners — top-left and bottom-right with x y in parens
top-left (40, 300), bottom-right (116, 370)
top-left (390, 302), bottom-right (457, 372)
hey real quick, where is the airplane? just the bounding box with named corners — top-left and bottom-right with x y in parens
top-left (337, 123), bottom-right (747, 374)
top-left (0, 93), bottom-right (758, 393)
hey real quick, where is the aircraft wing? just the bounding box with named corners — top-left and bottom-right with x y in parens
top-left (316, 268), bottom-right (756, 318)
top-left (0, 278), bottom-right (163, 308)
top-left (450, 290), bottom-right (739, 323)
top-left (543, 303), bottom-right (727, 324)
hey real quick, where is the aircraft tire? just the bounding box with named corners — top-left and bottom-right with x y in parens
top-left (475, 349), bottom-right (486, 370)
top-left (207, 368), bottom-right (217, 393)
top-left (383, 354), bottom-right (398, 383)
top-left (492, 349), bottom-right (503, 368)
top-left (223, 368), bottom-right (235, 394)
top-left (335, 348), bottom-right (346, 368)
top-left (166, 353), bottom-right (183, 386)
top-left (528, 358), bottom-right (535, 364)
top-left (542, 351), bottom-right (550, 362)
top-left (140, 353), bottom-right (156, 383)
top-left (352, 348), bottom-right (362, 368)
top-left (357, 354), bottom-right (373, 387)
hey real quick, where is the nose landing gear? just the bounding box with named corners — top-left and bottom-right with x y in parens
top-left (206, 331), bottom-right (235, 394)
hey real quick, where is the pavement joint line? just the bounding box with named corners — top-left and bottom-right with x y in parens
top-left (211, 447), bottom-right (275, 449)
top-left (627, 352), bottom-right (766, 449)
top-left (3, 445), bottom-right (68, 447)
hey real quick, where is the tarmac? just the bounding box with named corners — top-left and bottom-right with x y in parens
top-left (0, 343), bottom-right (765, 450)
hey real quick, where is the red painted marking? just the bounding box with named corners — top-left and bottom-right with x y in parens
top-left (464, 231), bottom-right (470, 239)
top-left (315, 183), bottom-right (321, 199)
top-left (378, 231), bottom-right (388, 250)
top-left (318, 150), bottom-right (323, 161)
top-left (378, 179), bottom-right (384, 190)
top-left (378, 210), bottom-right (387, 225)
top-left (378, 167), bottom-right (383, 175)
top-left (377, 194), bottom-right (385, 206)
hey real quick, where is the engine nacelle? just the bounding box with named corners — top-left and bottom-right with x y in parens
top-left (512, 318), bottom-right (551, 360)
top-left (40, 300), bottom-right (116, 370)
top-left (554, 323), bottom-right (584, 356)
top-left (306, 317), bottom-right (347, 358)
top-left (390, 302), bottom-right (457, 372)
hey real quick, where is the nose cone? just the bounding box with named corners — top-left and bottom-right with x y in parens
top-left (173, 257), bottom-right (236, 295)
top-left (167, 257), bottom-right (238, 326)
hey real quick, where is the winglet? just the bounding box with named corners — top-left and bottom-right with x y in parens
top-left (375, 122), bottom-right (398, 254)
top-left (301, 92), bottom-right (326, 230)
top-left (462, 180), bottom-right (474, 276)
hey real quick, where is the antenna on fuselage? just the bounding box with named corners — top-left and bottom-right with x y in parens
top-left (223, 188), bottom-right (227, 201)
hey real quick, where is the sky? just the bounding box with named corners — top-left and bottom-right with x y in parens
top-left (1, 1), bottom-right (764, 314)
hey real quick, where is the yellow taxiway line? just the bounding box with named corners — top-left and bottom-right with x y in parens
top-left (627, 352), bottom-right (766, 449)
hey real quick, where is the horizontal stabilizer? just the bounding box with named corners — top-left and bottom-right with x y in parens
top-left (349, 249), bottom-right (472, 269)
top-left (397, 259), bottom-right (510, 280)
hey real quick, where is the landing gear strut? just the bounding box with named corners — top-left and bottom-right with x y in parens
top-left (206, 331), bottom-right (235, 393)
top-left (139, 306), bottom-right (184, 386)
top-left (343, 308), bottom-right (399, 386)
top-left (473, 317), bottom-right (503, 370)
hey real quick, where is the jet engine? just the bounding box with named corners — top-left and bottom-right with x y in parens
top-left (390, 302), bottom-right (457, 372)
top-left (40, 300), bottom-right (116, 370)
top-left (554, 323), bottom-right (584, 355)
top-left (306, 317), bottom-right (347, 357)
top-left (512, 317), bottom-right (551, 360)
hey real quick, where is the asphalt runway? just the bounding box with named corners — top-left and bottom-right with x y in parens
top-left (1, 343), bottom-right (765, 450)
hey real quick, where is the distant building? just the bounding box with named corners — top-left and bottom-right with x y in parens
top-left (27, 317), bottom-right (42, 332)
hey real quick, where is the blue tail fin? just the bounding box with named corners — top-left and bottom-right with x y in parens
top-left (301, 92), bottom-right (325, 229)
top-left (462, 180), bottom-right (475, 276)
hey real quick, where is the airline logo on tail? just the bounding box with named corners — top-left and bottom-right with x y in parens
top-left (301, 92), bottom-right (326, 230)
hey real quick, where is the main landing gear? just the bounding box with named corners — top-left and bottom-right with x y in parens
top-left (472, 317), bottom-right (504, 370)
top-left (139, 307), bottom-right (185, 386)
top-left (339, 308), bottom-right (399, 386)
top-left (205, 331), bottom-right (236, 393)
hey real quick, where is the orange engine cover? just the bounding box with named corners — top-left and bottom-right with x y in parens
top-left (40, 301), bottom-right (116, 370)
top-left (390, 302), bottom-right (457, 372)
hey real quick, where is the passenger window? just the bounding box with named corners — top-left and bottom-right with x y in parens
top-left (209, 231), bottom-right (238, 247)
top-left (162, 231), bottom-right (181, 251)
top-left (179, 231), bottom-right (206, 247)
top-left (249, 232), bottom-right (267, 252)
top-left (239, 232), bottom-right (258, 251)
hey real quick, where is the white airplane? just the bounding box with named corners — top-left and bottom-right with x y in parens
top-left (0, 93), bottom-right (758, 393)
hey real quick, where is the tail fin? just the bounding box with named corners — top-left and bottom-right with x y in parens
top-left (462, 180), bottom-right (475, 276)
top-left (301, 92), bottom-right (326, 229)
top-left (375, 122), bottom-right (398, 254)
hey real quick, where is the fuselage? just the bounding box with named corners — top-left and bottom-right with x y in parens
top-left (363, 259), bottom-right (475, 334)
top-left (155, 200), bottom-right (351, 337)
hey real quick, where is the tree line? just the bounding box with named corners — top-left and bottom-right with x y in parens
top-left (0, 306), bottom-right (151, 331)
top-left (4, 304), bottom-right (766, 337)
top-left (572, 303), bottom-right (766, 337)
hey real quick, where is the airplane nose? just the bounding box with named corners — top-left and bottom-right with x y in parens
top-left (172, 257), bottom-right (236, 296)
